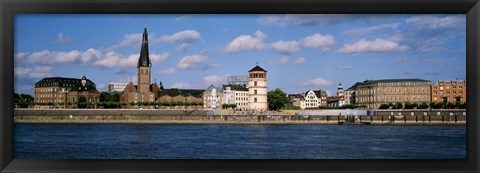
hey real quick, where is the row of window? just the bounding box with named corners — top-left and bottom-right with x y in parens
top-left (433, 91), bottom-right (463, 95)
top-left (250, 73), bottom-right (265, 78)
top-left (376, 82), bottom-right (430, 86)
top-left (235, 92), bottom-right (248, 96)
top-left (433, 86), bottom-right (464, 90)
top-left (358, 95), bottom-right (430, 102)
top-left (359, 88), bottom-right (430, 95)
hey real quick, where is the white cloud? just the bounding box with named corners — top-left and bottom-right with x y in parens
top-left (257, 14), bottom-right (391, 27)
top-left (57, 32), bottom-right (70, 43)
top-left (406, 15), bottom-right (465, 30)
top-left (278, 56), bottom-right (290, 64)
top-left (150, 53), bottom-right (170, 64)
top-left (14, 52), bottom-right (29, 60)
top-left (339, 38), bottom-right (409, 54)
top-left (177, 54), bottom-right (218, 70)
top-left (93, 52), bottom-right (169, 68)
top-left (97, 83), bottom-right (107, 91)
top-left (80, 48), bottom-right (102, 63)
top-left (400, 70), bottom-right (412, 74)
top-left (14, 66), bottom-right (53, 79)
top-left (175, 15), bottom-right (196, 21)
top-left (27, 50), bottom-right (81, 64)
top-left (201, 75), bottom-right (227, 87)
top-left (160, 30), bottom-right (201, 43)
top-left (294, 57), bottom-right (306, 64)
top-left (93, 52), bottom-right (133, 68)
top-left (171, 82), bottom-right (192, 89)
top-left (271, 40), bottom-right (301, 54)
top-left (119, 33), bottom-right (144, 47)
top-left (301, 33), bottom-right (335, 52)
top-left (224, 30), bottom-right (267, 53)
top-left (341, 23), bottom-right (400, 36)
top-left (298, 77), bottom-right (335, 87)
top-left (255, 31), bottom-right (267, 41)
top-left (157, 68), bottom-right (176, 75)
top-left (335, 66), bottom-right (353, 70)
top-left (177, 43), bottom-right (190, 52)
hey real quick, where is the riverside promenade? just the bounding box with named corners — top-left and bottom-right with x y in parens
top-left (14, 109), bottom-right (466, 125)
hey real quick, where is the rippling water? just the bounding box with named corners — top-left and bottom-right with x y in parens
top-left (14, 124), bottom-right (466, 159)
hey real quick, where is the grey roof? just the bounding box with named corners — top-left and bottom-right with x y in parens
top-left (138, 26), bottom-right (150, 67)
top-left (354, 78), bottom-right (431, 87)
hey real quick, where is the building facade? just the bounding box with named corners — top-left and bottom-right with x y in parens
top-left (108, 82), bottom-right (128, 93)
top-left (354, 79), bottom-right (431, 109)
top-left (34, 75), bottom-right (100, 109)
top-left (304, 90), bottom-right (320, 109)
top-left (121, 26), bottom-right (156, 106)
top-left (430, 79), bottom-right (466, 103)
top-left (344, 88), bottom-right (355, 105)
top-left (222, 85), bottom-right (249, 110)
top-left (288, 94), bottom-right (306, 109)
top-left (203, 85), bottom-right (223, 109)
top-left (248, 65), bottom-right (268, 111)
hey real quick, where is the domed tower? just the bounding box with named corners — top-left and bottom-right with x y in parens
top-left (137, 25), bottom-right (151, 94)
top-left (248, 63), bottom-right (268, 111)
top-left (337, 82), bottom-right (344, 97)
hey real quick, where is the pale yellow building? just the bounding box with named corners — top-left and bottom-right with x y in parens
top-left (353, 79), bottom-right (431, 109)
top-left (248, 65), bottom-right (268, 111)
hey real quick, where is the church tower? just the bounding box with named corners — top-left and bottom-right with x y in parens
top-left (138, 25), bottom-right (151, 94)
top-left (337, 83), bottom-right (344, 97)
top-left (248, 63), bottom-right (268, 111)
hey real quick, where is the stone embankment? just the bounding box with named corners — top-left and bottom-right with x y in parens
top-left (14, 109), bottom-right (466, 125)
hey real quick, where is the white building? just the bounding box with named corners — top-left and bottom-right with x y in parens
top-left (304, 90), bottom-right (320, 109)
top-left (223, 85), bottom-right (249, 110)
top-left (203, 85), bottom-right (223, 109)
top-left (108, 82), bottom-right (129, 93)
top-left (344, 88), bottom-right (355, 105)
top-left (248, 65), bottom-right (268, 111)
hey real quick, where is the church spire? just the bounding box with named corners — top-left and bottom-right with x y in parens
top-left (138, 25), bottom-right (150, 67)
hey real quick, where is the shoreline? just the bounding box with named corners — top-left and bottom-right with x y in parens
top-left (14, 119), bottom-right (466, 125)
top-left (14, 109), bottom-right (467, 125)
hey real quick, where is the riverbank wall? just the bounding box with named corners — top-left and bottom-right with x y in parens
top-left (14, 109), bottom-right (466, 125)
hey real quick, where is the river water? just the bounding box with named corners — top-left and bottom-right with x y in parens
top-left (14, 124), bottom-right (466, 159)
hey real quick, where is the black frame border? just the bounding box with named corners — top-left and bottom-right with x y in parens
top-left (1, 0), bottom-right (479, 172)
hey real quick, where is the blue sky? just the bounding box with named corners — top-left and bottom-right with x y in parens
top-left (14, 14), bottom-right (466, 96)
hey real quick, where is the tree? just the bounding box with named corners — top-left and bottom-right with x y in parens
top-left (393, 102), bottom-right (403, 109)
top-left (446, 102), bottom-right (455, 109)
top-left (14, 93), bottom-right (34, 108)
top-left (419, 102), bottom-right (429, 109)
top-left (379, 104), bottom-right (390, 109)
top-left (267, 88), bottom-right (289, 111)
top-left (404, 102), bottom-right (412, 109)
top-left (77, 96), bottom-right (87, 108)
top-left (388, 103), bottom-right (394, 108)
